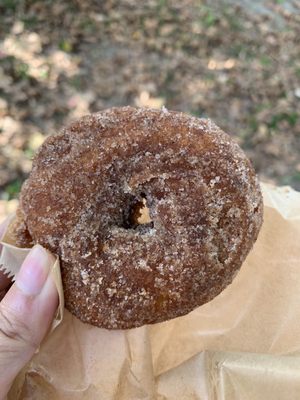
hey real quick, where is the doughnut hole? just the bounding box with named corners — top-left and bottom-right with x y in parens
top-left (123, 193), bottom-right (153, 230)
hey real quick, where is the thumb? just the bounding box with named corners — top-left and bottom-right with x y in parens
top-left (0, 245), bottom-right (58, 398)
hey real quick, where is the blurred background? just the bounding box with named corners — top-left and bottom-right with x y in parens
top-left (0, 0), bottom-right (300, 218)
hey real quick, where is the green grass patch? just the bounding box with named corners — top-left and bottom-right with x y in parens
top-left (268, 112), bottom-right (298, 129)
top-left (3, 179), bottom-right (22, 200)
top-left (295, 67), bottom-right (300, 78)
top-left (68, 75), bottom-right (83, 90)
top-left (22, 15), bottom-right (39, 28)
top-left (15, 62), bottom-right (29, 80)
top-left (59, 39), bottom-right (73, 53)
top-left (281, 172), bottom-right (300, 186)
top-left (260, 55), bottom-right (272, 67)
top-left (24, 148), bottom-right (34, 159)
top-left (203, 8), bottom-right (217, 28)
top-left (0, 0), bottom-right (18, 11)
top-left (79, 17), bottom-right (97, 34)
top-left (248, 115), bottom-right (258, 132)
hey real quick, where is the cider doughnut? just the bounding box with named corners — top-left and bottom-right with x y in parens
top-left (13, 107), bottom-right (263, 329)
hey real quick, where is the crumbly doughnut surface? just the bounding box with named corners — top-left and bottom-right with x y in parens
top-left (14, 107), bottom-right (263, 329)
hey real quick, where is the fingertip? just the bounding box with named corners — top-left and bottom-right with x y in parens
top-left (16, 245), bottom-right (54, 296)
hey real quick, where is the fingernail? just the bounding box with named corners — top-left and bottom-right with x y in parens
top-left (16, 245), bottom-right (53, 296)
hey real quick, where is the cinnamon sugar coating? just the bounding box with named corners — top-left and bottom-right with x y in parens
top-left (14, 107), bottom-right (263, 329)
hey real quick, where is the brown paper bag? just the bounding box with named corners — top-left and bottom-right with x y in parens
top-left (157, 351), bottom-right (300, 399)
top-left (1, 183), bottom-right (300, 399)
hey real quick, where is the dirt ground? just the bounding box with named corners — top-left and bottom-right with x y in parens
top-left (0, 0), bottom-right (300, 204)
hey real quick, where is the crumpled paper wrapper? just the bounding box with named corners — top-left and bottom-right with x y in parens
top-left (0, 182), bottom-right (299, 399)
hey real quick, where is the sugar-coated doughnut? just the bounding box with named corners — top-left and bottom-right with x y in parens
top-left (13, 107), bottom-right (263, 329)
